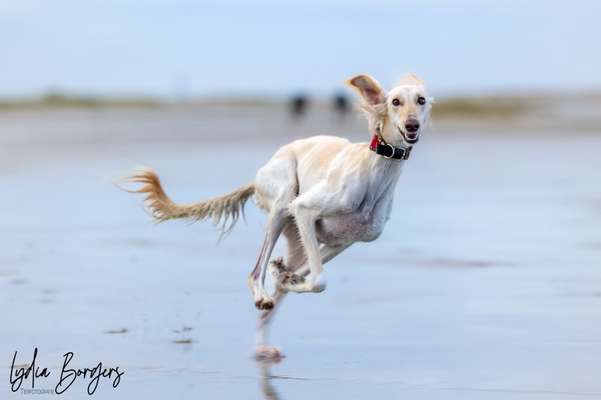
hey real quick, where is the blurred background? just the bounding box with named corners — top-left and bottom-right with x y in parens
top-left (2, 1), bottom-right (601, 399)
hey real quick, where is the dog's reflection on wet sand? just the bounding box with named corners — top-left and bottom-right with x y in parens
top-left (256, 358), bottom-right (319, 400)
top-left (257, 359), bottom-right (282, 400)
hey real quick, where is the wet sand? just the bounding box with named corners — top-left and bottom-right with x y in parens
top-left (2, 105), bottom-right (601, 399)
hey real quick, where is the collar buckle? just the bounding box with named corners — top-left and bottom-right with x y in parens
top-left (384, 143), bottom-right (396, 159)
top-left (400, 146), bottom-right (411, 160)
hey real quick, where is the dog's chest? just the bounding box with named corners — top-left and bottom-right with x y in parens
top-left (314, 159), bottom-right (400, 247)
top-left (316, 212), bottom-right (386, 246)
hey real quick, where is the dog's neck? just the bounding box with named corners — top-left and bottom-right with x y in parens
top-left (352, 146), bottom-right (403, 217)
top-left (369, 134), bottom-right (413, 160)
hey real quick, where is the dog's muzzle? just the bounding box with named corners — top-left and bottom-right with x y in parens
top-left (398, 123), bottom-right (420, 144)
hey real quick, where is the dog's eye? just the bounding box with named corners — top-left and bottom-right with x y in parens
top-left (392, 98), bottom-right (401, 106)
top-left (417, 96), bottom-right (426, 105)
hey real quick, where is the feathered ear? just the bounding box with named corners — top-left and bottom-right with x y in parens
top-left (346, 74), bottom-right (385, 105)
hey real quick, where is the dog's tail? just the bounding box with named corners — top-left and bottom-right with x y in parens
top-left (124, 168), bottom-right (255, 234)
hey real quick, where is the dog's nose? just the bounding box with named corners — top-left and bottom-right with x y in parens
top-left (405, 119), bottom-right (420, 133)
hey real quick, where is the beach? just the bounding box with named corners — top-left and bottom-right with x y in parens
top-left (2, 103), bottom-right (601, 399)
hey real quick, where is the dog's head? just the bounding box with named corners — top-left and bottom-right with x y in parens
top-left (347, 74), bottom-right (432, 147)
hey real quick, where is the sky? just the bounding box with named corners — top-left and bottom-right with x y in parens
top-left (2, 0), bottom-right (601, 98)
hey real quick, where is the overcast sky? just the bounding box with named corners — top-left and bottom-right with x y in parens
top-left (2, 0), bottom-right (600, 97)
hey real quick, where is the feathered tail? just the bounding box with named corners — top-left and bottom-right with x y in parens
top-left (124, 168), bottom-right (255, 234)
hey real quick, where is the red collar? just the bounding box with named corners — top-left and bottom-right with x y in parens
top-left (369, 134), bottom-right (413, 160)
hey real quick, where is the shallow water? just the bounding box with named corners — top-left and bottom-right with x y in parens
top-left (2, 106), bottom-right (601, 399)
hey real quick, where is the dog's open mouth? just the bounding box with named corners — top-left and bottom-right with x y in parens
top-left (397, 127), bottom-right (419, 144)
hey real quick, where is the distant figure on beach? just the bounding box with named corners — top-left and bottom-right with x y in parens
top-left (289, 94), bottom-right (308, 119)
top-left (332, 92), bottom-right (350, 119)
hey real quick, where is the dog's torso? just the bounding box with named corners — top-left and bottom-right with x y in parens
top-left (314, 151), bottom-right (401, 246)
top-left (255, 135), bottom-right (404, 247)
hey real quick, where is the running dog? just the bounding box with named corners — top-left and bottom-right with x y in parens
top-left (126, 73), bottom-right (432, 359)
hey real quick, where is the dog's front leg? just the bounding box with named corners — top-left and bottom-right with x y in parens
top-left (287, 201), bottom-right (327, 293)
top-left (271, 243), bottom-right (349, 292)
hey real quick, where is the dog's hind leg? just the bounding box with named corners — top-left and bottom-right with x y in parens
top-left (249, 154), bottom-right (299, 310)
top-left (254, 288), bottom-right (287, 360)
top-left (248, 209), bottom-right (287, 310)
top-left (255, 242), bottom-right (349, 360)
top-left (254, 222), bottom-right (305, 360)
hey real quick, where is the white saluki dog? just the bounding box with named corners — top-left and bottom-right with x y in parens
top-left (126, 73), bottom-right (432, 359)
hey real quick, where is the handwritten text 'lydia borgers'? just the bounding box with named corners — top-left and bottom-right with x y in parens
top-left (10, 348), bottom-right (124, 395)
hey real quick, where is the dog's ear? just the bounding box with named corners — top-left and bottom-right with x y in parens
top-left (347, 74), bottom-right (385, 105)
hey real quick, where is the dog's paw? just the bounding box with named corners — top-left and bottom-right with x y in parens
top-left (254, 296), bottom-right (275, 310)
top-left (311, 274), bottom-right (327, 293)
top-left (278, 272), bottom-right (305, 287)
top-left (270, 258), bottom-right (307, 290)
top-left (269, 257), bottom-right (287, 277)
top-left (278, 277), bottom-right (315, 293)
top-left (280, 274), bottom-right (326, 293)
